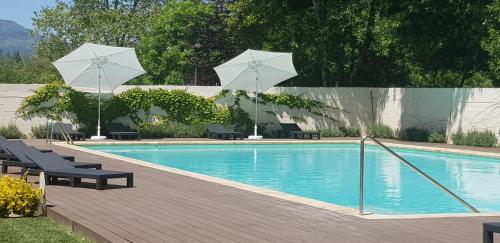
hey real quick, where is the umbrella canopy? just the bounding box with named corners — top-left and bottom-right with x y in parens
top-left (214, 49), bottom-right (297, 139)
top-left (52, 43), bottom-right (145, 139)
top-left (53, 43), bottom-right (145, 93)
top-left (214, 49), bottom-right (297, 93)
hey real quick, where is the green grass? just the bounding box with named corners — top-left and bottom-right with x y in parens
top-left (0, 217), bottom-right (92, 243)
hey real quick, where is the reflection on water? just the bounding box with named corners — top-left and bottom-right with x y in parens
top-left (88, 144), bottom-right (500, 214)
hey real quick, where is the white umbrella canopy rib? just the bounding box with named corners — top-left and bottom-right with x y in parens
top-left (213, 49), bottom-right (298, 139)
top-left (214, 49), bottom-right (297, 92)
top-left (52, 43), bottom-right (145, 139)
top-left (53, 43), bottom-right (145, 93)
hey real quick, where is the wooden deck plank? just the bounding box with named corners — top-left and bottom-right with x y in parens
top-left (1, 139), bottom-right (498, 242)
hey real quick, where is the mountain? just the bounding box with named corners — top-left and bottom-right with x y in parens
top-left (0, 19), bottom-right (35, 55)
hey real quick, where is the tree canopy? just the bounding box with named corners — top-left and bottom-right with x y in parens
top-left (0, 0), bottom-right (498, 87)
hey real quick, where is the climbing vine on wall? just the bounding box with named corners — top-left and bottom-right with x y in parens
top-left (257, 92), bottom-right (342, 122)
top-left (17, 83), bottom-right (343, 134)
top-left (17, 83), bottom-right (231, 133)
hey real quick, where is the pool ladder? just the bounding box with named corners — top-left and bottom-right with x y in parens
top-left (359, 135), bottom-right (479, 215)
top-left (46, 120), bottom-right (74, 145)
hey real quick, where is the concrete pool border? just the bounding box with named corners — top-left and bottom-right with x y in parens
top-left (55, 139), bottom-right (500, 220)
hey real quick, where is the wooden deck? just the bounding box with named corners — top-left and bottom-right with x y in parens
top-left (3, 139), bottom-right (500, 242)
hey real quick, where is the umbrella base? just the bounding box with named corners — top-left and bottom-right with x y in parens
top-left (90, 136), bottom-right (107, 140)
top-left (248, 135), bottom-right (263, 139)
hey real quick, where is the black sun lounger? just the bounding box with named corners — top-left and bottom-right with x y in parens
top-left (5, 143), bottom-right (132, 190)
top-left (280, 123), bottom-right (320, 140)
top-left (206, 124), bottom-right (244, 140)
top-left (0, 139), bottom-right (100, 174)
top-left (104, 123), bottom-right (140, 140)
top-left (52, 123), bottom-right (86, 141)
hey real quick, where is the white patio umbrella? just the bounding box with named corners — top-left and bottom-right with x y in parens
top-left (52, 43), bottom-right (145, 139)
top-left (214, 49), bottom-right (297, 139)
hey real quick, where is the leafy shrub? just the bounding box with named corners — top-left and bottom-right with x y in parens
top-left (451, 132), bottom-right (465, 145)
top-left (369, 124), bottom-right (394, 138)
top-left (452, 130), bottom-right (497, 147)
top-left (140, 121), bottom-right (205, 138)
top-left (465, 131), bottom-right (497, 147)
top-left (428, 132), bottom-right (446, 143)
top-left (399, 127), bottom-right (429, 142)
top-left (31, 124), bottom-right (48, 139)
top-left (0, 175), bottom-right (41, 217)
top-left (342, 127), bottom-right (361, 137)
top-left (321, 127), bottom-right (345, 137)
top-left (0, 123), bottom-right (26, 139)
top-left (321, 127), bottom-right (361, 137)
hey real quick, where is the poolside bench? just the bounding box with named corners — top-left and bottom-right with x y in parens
top-left (280, 123), bottom-right (320, 140)
top-left (104, 123), bottom-right (140, 140)
top-left (484, 222), bottom-right (500, 243)
top-left (206, 124), bottom-right (244, 140)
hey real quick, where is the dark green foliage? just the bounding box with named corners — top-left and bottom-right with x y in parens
top-left (30, 125), bottom-right (48, 139)
top-left (428, 132), bottom-right (446, 143)
top-left (0, 124), bottom-right (26, 139)
top-left (140, 122), bottom-right (205, 138)
top-left (482, 0), bottom-right (500, 86)
top-left (0, 53), bottom-right (61, 84)
top-left (451, 132), bottom-right (465, 145)
top-left (342, 127), bottom-right (361, 137)
top-left (260, 93), bottom-right (325, 110)
top-left (399, 127), bottom-right (429, 142)
top-left (369, 124), bottom-right (393, 138)
top-left (321, 127), bottom-right (360, 137)
top-left (225, 106), bottom-right (254, 134)
top-left (2, 0), bottom-right (497, 87)
top-left (452, 131), bottom-right (498, 147)
top-left (136, 0), bottom-right (236, 85)
top-left (321, 128), bottom-right (344, 137)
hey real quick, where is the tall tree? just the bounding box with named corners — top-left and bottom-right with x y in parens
top-left (32, 0), bottom-right (165, 60)
top-left (227, 0), bottom-right (408, 87)
top-left (482, 0), bottom-right (500, 86)
top-left (137, 0), bottom-right (236, 85)
top-left (395, 0), bottom-right (492, 87)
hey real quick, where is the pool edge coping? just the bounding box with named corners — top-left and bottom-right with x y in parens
top-left (70, 139), bottom-right (500, 159)
top-left (54, 141), bottom-right (500, 220)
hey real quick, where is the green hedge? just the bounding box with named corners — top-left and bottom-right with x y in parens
top-left (369, 124), bottom-right (394, 138)
top-left (321, 127), bottom-right (360, 137)
top-left (427, 131), bottom-right (446, 143)
top-left (140, 121), bottom-right (205, 138)
top-left (451, 131), bottom-right (497, 147)
top-left (30, 124), bottom-right (48, 139)
top-left (0, 124), bottom-right (26, 139)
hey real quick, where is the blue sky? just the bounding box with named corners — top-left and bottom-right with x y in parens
top-left (0, 0), bottom-right (57, 28)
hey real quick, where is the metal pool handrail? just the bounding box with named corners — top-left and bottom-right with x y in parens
top-left (359, 135), bottom-right (479, 215)
top-left (46, 120), bottom-right (74, 145)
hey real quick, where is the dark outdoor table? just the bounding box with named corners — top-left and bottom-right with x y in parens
top-left (484, 222), bottom-right (500, 243)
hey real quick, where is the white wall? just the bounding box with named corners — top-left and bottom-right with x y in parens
top-left (1, 84), bottom-right (499, 142)
top-left (0, 84), bottom-right (46, 134)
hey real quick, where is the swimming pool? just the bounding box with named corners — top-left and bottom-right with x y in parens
top-left (85, 143), bottom-right (500, 215)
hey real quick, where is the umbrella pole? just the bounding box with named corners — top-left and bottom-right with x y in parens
top-left (97, 72), bottom-right (101, 137)
top-left (248, 74), bottom-right (263, 139)
top-left (254, 76), bottom-right (258, 137)
top-left (91, 72), bottom-right (105, 139)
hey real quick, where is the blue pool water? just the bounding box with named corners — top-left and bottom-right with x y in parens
top-left (85, 144), bottom-right (500, 215)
